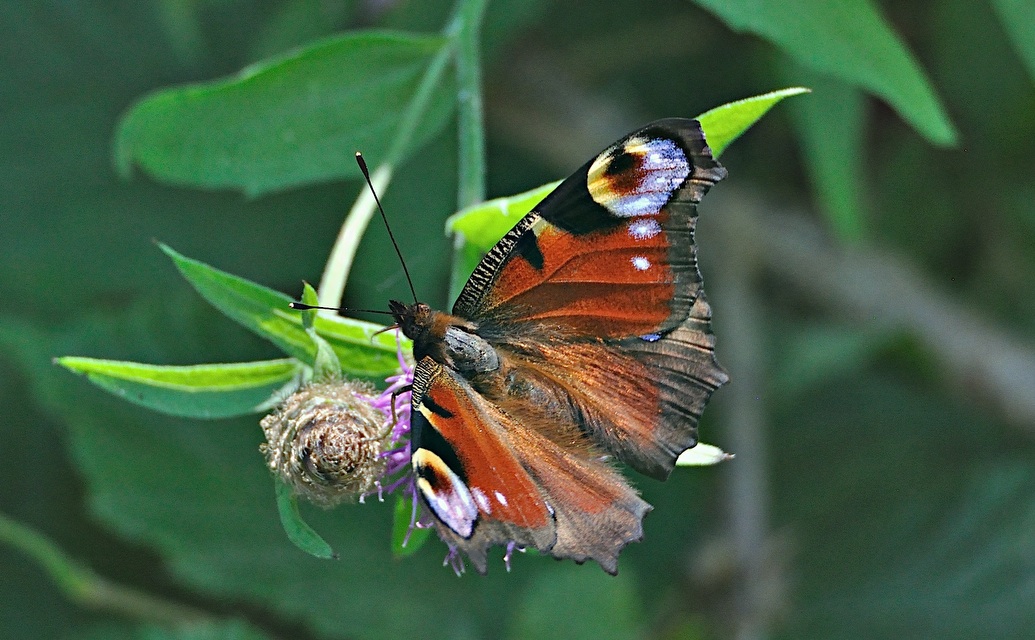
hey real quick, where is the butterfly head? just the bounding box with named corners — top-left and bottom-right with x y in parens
top-left (389, 299), bottom-right (486, 372)
top-left (388, 300), bottom-right (433, 342)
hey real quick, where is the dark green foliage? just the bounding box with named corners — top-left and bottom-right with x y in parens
top-left (2, 1), bottom-right (1034, 639)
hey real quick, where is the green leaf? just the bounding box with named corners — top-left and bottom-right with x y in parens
top-left (390, 494), bottom-right (432, 558)
top-left (116, 31), bottom-right (455, 196)
top-left (445, 180), bottom-right (560, 251)
top-left (786, 74), bottom-right (867, 241)
top-left (697, 86), bottom-right (811, 158)
top-left (445, 181), bottom-right (560, 298)
top-left (274, 479), bottom-right (336, 560)
top-left (692, 0), bottom-right (958, 146)
top-left (160, 244), bottom-right (404, 380)
top-left (990, 0), bottom-right (1035, 82)
top-left (55, 357), bottom-right (301, 419)
top-left (299, 282), bottom-right (342, 380)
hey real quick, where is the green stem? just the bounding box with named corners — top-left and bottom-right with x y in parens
top-left (317, 162), bottom-right (393, 311)
top-left (454, 0), bottom-right (489, 209)
top-left (317, 7), bottom-right (466, 311)
top-left (0, 511), bottom-right (213, 625)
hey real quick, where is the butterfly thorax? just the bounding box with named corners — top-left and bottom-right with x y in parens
top-left (389, 300), bottom-right (500, 376)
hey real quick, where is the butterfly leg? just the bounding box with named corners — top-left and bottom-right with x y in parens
top-left (389, 384), bottom-right (413, 427)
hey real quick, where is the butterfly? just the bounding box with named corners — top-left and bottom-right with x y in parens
top-left (390, 118), bottom-right (728, 574)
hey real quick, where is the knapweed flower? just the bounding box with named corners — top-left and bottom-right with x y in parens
top-left (260, 378), bottom-right (391, 507)
top-left (259, 339), bottom-right (494, 574)
top-left (259, 334), bottom-right (417, 502)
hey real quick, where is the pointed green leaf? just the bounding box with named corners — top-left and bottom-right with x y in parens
top-left (159, 244), bottom-right (405, 380)
top-left (990, 0), bottom-right (1035, 82)
top-left (786, 76), bottom-right (867, 241)
top-left (444, 181), bottom-right (560, 298)
top-left (692, 0), bottom-right (957, 146)
top-left (300, 282), bottom-right (343, 381)
top-left (274, 479), bottom-right (336, 560)
top-left (391, 494), bottom-right (432, 557)
top-left (55, 357), bottom-right (302, 419)
top-left (116, 31), bottom-right (455, 196)
top-left (697, 87), bottom-right (811, 158)
top-left (298, 282), bottom-right (320, 331)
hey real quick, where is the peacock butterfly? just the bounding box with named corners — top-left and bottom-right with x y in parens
top-left (391, 118), bottom-right (728, 574)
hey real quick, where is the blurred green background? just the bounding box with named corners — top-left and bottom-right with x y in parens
top-left (3, 1), bottom-right (1035, 639)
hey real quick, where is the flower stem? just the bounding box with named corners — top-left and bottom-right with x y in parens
top-left (0, 510), bottom-right (213, 625)
top-left (317, 10), bottom-right (462, 311)
top-left (455, 0), bottom-right (489, 210)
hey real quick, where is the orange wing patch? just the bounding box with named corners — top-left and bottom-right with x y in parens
top-left (482, 214), bottom-right (677, 336)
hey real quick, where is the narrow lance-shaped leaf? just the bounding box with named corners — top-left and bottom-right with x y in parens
top-left (159, 244), bottom-right (405, 381)
top-left (116, 31), bottom-right (456, 196)
top-left (692, 0), bottom-right (957, 145)
top-left (274, 479), bottom-right (336, 560)
top-left (55, 357), bottom-right (302, 419)
top-left (697, 87), bottom-right (811, 158)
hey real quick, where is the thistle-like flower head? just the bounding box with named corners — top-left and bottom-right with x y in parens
top-left (260, 379), bottom-right (390, 507)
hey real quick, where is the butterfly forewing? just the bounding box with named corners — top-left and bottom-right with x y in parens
top-left (453, 118), bottom-right (725, 339)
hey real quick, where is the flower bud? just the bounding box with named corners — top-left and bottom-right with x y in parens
top-left (260, 380), bottom-right (389, 506)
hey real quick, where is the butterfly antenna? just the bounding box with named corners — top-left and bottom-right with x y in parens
top-left (289, 301), bottom-right (395, 316)
top-left (355, 152), bottom-right (418, 304)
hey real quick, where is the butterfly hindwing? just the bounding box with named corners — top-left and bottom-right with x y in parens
top-left (410, 356), bottom-right (651, 574)
top-left (614, 292), bottom-right (729, 476)
top-left (485, 295), bottom-right (726, 480)
top-left (410, 357), bottom-right (554, 552)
